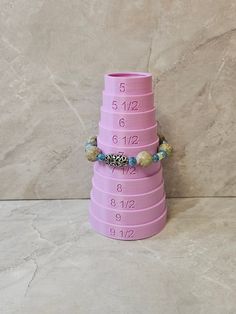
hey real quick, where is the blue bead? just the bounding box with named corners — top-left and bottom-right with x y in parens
top-left (97, 153), bottom-right (105, 161)
top-left (128, 157), bottom-right (137, 166)
top-left (160, 150), bottom-right (168, 158)
top-left (152, 154), bottom-right (159, 162)
top-left (85, 143), bottom-right (93, 151)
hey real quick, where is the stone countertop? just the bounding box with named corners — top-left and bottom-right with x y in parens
top-left (0, 198), bottom-right (235, 314)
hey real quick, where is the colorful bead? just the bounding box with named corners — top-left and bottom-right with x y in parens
top-left (128, 157), bottom-right (137, 166)
top-left (86, 146), bottom-right (101, 162)
top-left (105, 154), bottom-right (128, 167)
top-left (158, 151), bottom-right (167, 160)
top-left (152, 154), bottom-right (159, 162)
top-left (97, 153), bottom-right (105, 161)
top-left (159, 143), bottom-right (173, 157)
top-left (86, 136), bottom-right (97, 147)
top-left (136, 151), bottom-right (152, 167)
top-left (84, 143), bottom-right (93, 151)
top-left (84, 135), bottom-right (173, 167)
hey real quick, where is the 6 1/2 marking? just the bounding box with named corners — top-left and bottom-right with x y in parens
top-left (112, 135), bottom-right (139, 145)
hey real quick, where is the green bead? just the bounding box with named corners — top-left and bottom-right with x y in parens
top-left (136, 151), bottom-right (152, 167)
top-left (86, 146), bottom-right (101, 162)
top-left (159, 143), bottom-right (173, 156)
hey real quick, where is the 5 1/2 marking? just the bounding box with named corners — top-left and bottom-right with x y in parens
top-left (111, 100), bottom-right (139, 111)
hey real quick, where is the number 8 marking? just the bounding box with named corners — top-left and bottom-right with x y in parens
top-left (117, 184), bottom-right (122, 192)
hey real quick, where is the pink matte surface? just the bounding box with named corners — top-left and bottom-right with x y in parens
top-left (89, 72), bottom-right (167, 240)
top-left (104, 72), bottom-right (152, 95)
top-left (98, 122), bottom-right (158, 146)
top-left (89, 208), bottom-right (167, 240)
top-left (100, 107), bottom-right (156, 130)
top-left (102, 92), bottom-right (154, 112)
top-left (93, 164), bottom-right (163, 194)
top-left (91, 180), bottom-right (165, 210)
top-left (94, 161), bottom-right (161, 179)
top-left (90, 194), bottom-right (166, 225)
top-left (97, 137), bottom-right (159, 157)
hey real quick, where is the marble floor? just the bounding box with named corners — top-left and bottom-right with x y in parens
top-left (0, 198), bottom-right (235, 314)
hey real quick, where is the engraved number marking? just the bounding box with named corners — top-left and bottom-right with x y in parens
top-left (112, 135), bottom-right (139, 145)
top-left (111, 100), bottom-right (139, 111)
top-left (119, 118), bottom-right (125, 127)
top-left (112, 100), bottom-right (118, 110)
top-left (115, 213), bottom-right (121, 221)
top-left (117, 184), bottom-right (122, 192)
top-left (109, 199), bottom-right (135, 209)
top-left (120, 83), bottom-right (125, 92)
top-left (109, 228), bottom-right (135, 238)
top-left (111, 166), bottom-right (136, 175)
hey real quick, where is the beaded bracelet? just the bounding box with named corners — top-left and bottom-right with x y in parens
top-left (85, 135), bottom-right (173, 168)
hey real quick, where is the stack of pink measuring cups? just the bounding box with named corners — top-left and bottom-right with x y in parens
top-left (89, 72), bottom-right (167, 240)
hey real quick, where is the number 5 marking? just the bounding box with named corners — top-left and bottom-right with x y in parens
top-left (120, 83), bottom-right (125, 92)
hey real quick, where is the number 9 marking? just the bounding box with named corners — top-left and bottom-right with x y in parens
top-left (115, 213), bottom-right (121, 221)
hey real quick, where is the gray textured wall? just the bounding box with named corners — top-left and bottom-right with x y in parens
top-left (0, 0), bottom-right (235, 199)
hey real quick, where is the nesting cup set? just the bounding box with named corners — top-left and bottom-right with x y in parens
top-left (89, 72), bottom-right (168, 240)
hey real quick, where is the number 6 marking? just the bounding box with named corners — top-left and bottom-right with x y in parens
top-left (119, 118), bottom-right (125, 127)
top-left (112, 135), bottom-right (118, 144)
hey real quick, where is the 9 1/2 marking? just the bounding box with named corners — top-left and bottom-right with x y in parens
top-left (109, 228), bottom-right (135, 239)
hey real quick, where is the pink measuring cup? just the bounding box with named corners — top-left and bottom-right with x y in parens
top-left (89, 72), bottom-right (168, 240)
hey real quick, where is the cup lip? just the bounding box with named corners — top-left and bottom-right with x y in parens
top-left (90, 191), bottom-right (166, 212)
top-left (105, 72), bottom-right (151, 78)
top-left (100, 106), bottom-right (156, 116)
top-left (89, 205), bottom-right (167, 228)
top-left (92, 178), bottom-right (164, 197)
top-left (94, 162), bottom-right (162, 183)
top-left (102, 90), bottom-right (154, 97)
top-left (97, 137), bottom-right (159, 151)
top-left (99, 121), bottom-right (157, 133)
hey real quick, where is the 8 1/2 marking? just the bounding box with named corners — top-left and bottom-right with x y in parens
top-left (110, 199), bottom-right (135, 209)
